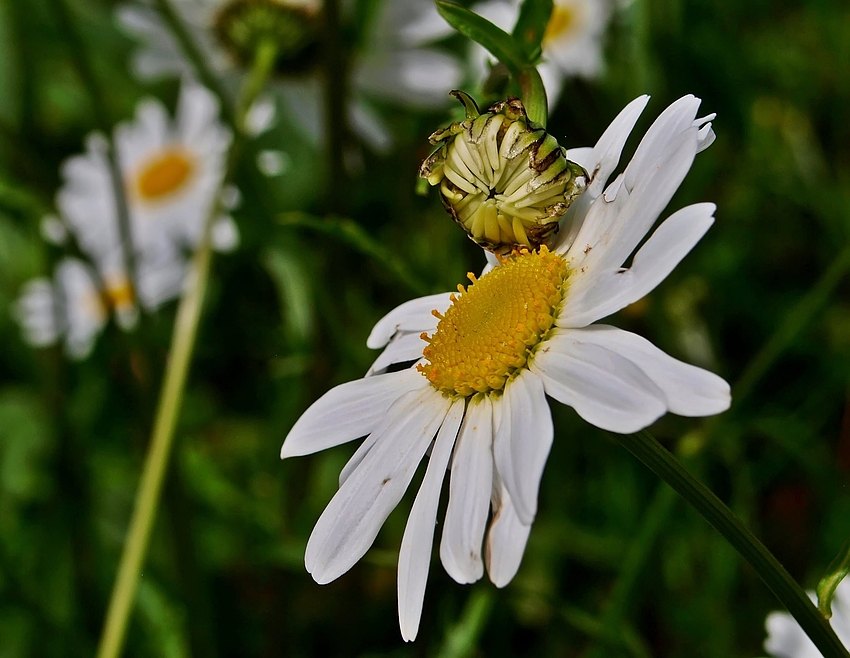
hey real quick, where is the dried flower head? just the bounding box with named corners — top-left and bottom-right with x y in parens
top-left (419, 91), bottom-right (588, 254)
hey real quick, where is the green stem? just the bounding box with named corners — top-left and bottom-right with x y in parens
top-left (153, 0), bottom-right (236, 126)
top-left (95, 211), bottom-right (215, 658)
top-left (612, 430), bottom-right (850, 658)
top-left (48, 0), bottom-right (139, 312)
top-left (236, 38), bottom-right (279, 135)
top-left (587, 237), bottom-right (850, 651)
top-left (436, 587), bottom-right (494, 658)
top-left (518, 66), bottom-right (548, 127)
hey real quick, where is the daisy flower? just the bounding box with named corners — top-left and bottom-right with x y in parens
top-left (14, 258), bottom-right (113, 359)
top-left (765, 578), bottom-right (850, 657)
top-left (57, 81), bottom-right (236, 312)
top-left (280, 94), bottom-right (730, 641)
top-left (471, 0), bottom-right (611, 106)
top-left (115, 0), bottom-right (464, 149)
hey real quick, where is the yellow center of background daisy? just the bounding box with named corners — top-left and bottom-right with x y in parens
top-left (544, 5), bottom-right (577, 45)
top-left (137, 151), bottom-right (195, 201)
top-left (419, 247), bottom-right (569, 397)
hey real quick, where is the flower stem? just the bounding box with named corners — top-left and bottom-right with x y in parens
top-left (612, 429), bottom-right (850, 658)
top-left (236, 38), bottom-right (279, 135)
top-left (48, 0), bottom-right (140, 314)
top-left (95, 214), bottom-right (215, 658)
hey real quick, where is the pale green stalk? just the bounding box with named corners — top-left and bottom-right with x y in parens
top-left (95, 15), bottom-right (276, 656)
top-left (95, 220), bottom-right (214, 658)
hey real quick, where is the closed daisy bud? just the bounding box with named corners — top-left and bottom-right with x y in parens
top-left (213, 0), bottom-right (320, 74)
top-left (419, 91), bottom-right (588, 254)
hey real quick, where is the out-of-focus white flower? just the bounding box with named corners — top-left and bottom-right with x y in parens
top-left (280, 95), bottom-right (729, 641)
top-left (14, 258), bottom-right (115, 359)
top-left (765, 578), bottom-right (850, 658)
top-left (256, 149), bottom-right (290, 177)
top-left (39, 215), bottom-right (69, 246)
top-left (472, 0), bottom-right (612, 105)
top-left (115, 0), bottom-right (465, 148)
top-left (56, 81), bottom-right (235, 311)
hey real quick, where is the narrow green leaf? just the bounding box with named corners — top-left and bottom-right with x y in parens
top-left (512, 0), bottom-right (553, 62)
top-left (518, 66), bottom-right (548, 126)
top-left (435, 0), bottom-right (527, 75)
top-left (818, 538), bottom-right (850, 619)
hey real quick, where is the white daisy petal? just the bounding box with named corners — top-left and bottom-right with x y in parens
top-left (485, 474), bottom-right (531, 588)
top-left (553, 95), bottom-right (650, 253)
top-left (560, 202), bottom-right (716, 327)
top-left (554, 326), bottom-right (730, 416)
top-left (397, 399), bottom-right (465, 642)
top-left (493, 370), bottom-right (553, 525)
top-left (366, 332), bottom-right (428, 377)
top-left (280, 368), bottom-right (426, 458)
top-left (566, 125), bottom-right (701, 275)
top-left (305, 387), bottom-right (451, 584)
top-left (440, 396), bottom-right (494, 584)
top-left (532, 333), bottom-right (667, 433)
top-left (584, 95), bottom-right (651, 198)
top-left (367, 293), bottom-right (452, 349)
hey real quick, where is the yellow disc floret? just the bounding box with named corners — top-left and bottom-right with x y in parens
top-left (418, 246), bottom-right (569, 397)
top-left (136, 150), bottom-right (195, 201)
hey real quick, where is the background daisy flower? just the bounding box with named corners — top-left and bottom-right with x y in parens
top-left (115, 0), bottom-right (464, 149)
top-left (470, 0), bottom-right (611, 106)
top-left (14, 258), bottom-right (109, 360)
top-left (280, 94), bottom-right (731, 641)
top-left (57, 81), bottom-right (235, 312)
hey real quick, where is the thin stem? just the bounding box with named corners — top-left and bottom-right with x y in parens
top-left (587, 236), bottom-right (850, 651)
top-left (95, 20), bottom-right (274, 653)
top-left (153, 0), bottom-right (236, 126)
top-left (95, 210), bottom-right (215, 658)
top-left (436, 587), bottom-right (494, 658)
top-left (236, 38), bottom-right (279, 134)
top-left (612, 429), bottom-right (850, 658)
top-left (48, 0), bottom-right (140, 308)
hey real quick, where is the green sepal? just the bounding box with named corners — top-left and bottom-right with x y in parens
top-left (512, 0), bottom-right (553, 62)
top-left (435, 0), bottom-right (527, 76)
top-left (817, 538), bottom-right (850, 619)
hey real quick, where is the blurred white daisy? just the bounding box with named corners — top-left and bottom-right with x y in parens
top-left (115, 0), bottom-right (464, 148)
top-left (472, 0), bottom-right (611, 105)
top-left (14, 258), bottom-right (120, 359)
top-left (57, 81), bottom-right (236, 312)
top-left (280, 95), bottom-right (730, 640)
top-left (765, 578), bottom-right (850, 658)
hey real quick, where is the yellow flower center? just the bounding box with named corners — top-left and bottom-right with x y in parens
top-left (105, 277), bottom-right (135, 310)
top-left (544, 4), bottom-right (577, 45)
top-left (136, 150), bottom-right (194, 201)
top-left (418, 247), bottom-right (569, 397)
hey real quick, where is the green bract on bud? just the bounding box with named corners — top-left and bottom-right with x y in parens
top-left (214, 0), bottom-right (320, 74)
top-left (420, 91), bottom-right (588, 254)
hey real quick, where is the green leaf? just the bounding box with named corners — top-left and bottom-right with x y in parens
top-left (817, 538), bottom-right (850, 619)
top-left (435, 0), bottom-right (528, 75)
top-left (263, 246), bottom-right (315, 349)
top-left (512, 0), bottom-right (553, 62)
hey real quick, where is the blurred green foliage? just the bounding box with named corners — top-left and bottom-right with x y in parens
top-left (0, 0), bottom-right (849, 656)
